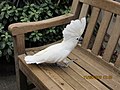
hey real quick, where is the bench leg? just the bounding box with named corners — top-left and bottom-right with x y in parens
top-left (16, 69), bottom-right (28, 90)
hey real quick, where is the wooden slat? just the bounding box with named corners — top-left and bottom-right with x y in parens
top-left (69, 53), bottom-right (112, 89)
top-left (92, 11), bottom-right (112, 55)
top-left (79, 4), bottom-right (89, 19)
top-left (50, 65), bottom-right (86, 90)
top-left (79, 0), bottom-right (120, 15)
top-left (115, 54), bottom-right (120, 68)
top-left (71, 0), bottom-right (82, 19)
top-left (61, 65), bottom-right (99, 90)
top-left (78, 45), bottom-right (120, 76)
top-left (18, 55), bottom-right (62, 90)
top-left (82, 7), bottom-right (100, 48)
top-left (103, 16), bottom-right (120, 62)
top-left (68, 61), bottom-right (109, 90)
top-left (38, 65), bottom-right (74, 90)
top-left (70, 47), bottom-right (120, 90)
top-left (73, 46), bottom-right (120, 83)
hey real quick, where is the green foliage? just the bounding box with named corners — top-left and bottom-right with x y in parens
top-left (0, 0), bottom-right (71, 62)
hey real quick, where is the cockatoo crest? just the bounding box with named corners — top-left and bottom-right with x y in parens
top-left (63, 17), bottom-right (86, 41)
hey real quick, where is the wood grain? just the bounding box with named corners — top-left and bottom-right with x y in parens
top-left (9, 0), bottom-right (120, 90)
top-left (92, 11), bottom-right (112, 55)
top-left (79, 4), bottom-right (89, 19)
top-left (79, 0), bottom-right (120, 15)
top-left (103, 16), bottom-right (120, 62)
top-left (9, 14), bottom-right (74, 36)
top-left (115, 54), bottom-right (120, 68)
top-left (82, 7), bottom-right (100, 49)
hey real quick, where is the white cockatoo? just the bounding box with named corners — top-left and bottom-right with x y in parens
top-left (25, 17), bottom-right (86, 66)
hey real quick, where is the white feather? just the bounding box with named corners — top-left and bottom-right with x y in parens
top-left (24, 17), bottom-right (86, 64)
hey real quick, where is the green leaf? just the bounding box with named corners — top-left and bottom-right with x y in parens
top-left (7, 48), bottom-right (12, 55)
top-left (14, 17), bottom-right (18, 21)
top-left (0, 42), bottom-right (6, 49)
top-left (0, 50), bottom-right (2, 57)
top-left (5, 14), bottom-right (9, 18)
top-left (1, 12), bottom-right (5, 18)
top-left (8, 6), bottom-right (12, 10)
top-left (33, 37), bottom-right (36, 42)
top-left (0, 24), bottom-right (4, 30)
top-left (38, 33), bottom-right (42, 36)
top-left (36, 35), bottom-right (40, 40)
top-left (47, 11), bottom-right (52, 16)
top-left (52, 30), bottom-right (56, 34)
top-left (31, 32), bottom-right (36, 36)
top-left (3, 19), bottom-right (7, 24)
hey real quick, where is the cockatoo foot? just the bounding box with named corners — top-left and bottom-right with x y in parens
top-left (56, 59), bottom-right (74, 68)
top-left (56, 62), bottom-right (68, 68)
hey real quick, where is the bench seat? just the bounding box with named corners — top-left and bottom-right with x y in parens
top-left (18, 45), bottom-right (120, 90)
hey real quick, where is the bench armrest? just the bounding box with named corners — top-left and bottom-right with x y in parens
top-left (8, 13), bottom-right (75, 36)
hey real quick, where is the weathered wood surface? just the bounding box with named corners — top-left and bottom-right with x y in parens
top-left (9, 0), bottom-right (120, 90)
top-left (13, 35), bottom-right (27, 90)
top-left (18, 46), bottom-right (120, 90)
top-left (82, 7), bottom-right (100, 49)
top-left (9, 14), bottom-right (75, 36)
top-left (103, 16), bottom-right (120, 62)
top-left (92, 11), bottom-right (112, 55)
top-left (79, 0), bottom-right (120, 15)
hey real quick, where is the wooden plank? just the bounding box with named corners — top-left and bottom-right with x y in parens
top-left (39, 65), bottom-right (74, 90)
top-left (69, 53), bottom-right (112, 89)
top-left (26, 51), bottom-right (34, 55)
top-left (78, 45), bottom-right (120, 76)
top-left (67, 60), bottom-right (109, 90)
top-left (71, 47), bottom-right (120, 89)
top-left (9, 14), bottom-right (74, 36)
top-left (115, 54), bottom-right (120, 68)
top-left (69, 53), bottom-right (120, 90)
top-left (71, 0), bottom-right (79, 14)
top-left (61, 64), bottom-right (99, 90)
top-left (18, 54), bottom-right (62, 90)
top-left (79, 4), bottom-right (89, 19)
top-left (92, 11), bottom-right (112, 55)
top-left (73, 46), bottom-right (120, 83)
top-left (103, 16), bottom-right (120, 62)
top-left (79, 0), bottom-right (120, 15)
top-left (71, 0), bottom-right (82, 19)
top-left (82, 7), bottom-right (100, 48)
top-left (50, 65), bottom-right (86, 90)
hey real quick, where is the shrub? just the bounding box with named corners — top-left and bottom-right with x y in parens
top-left (0, 0), bottom-right (72, 63)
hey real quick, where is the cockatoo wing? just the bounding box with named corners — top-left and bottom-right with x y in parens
top-left (25, 43), bottom-right (70, 64)
top-left (35, 49), bottom-right (70, 64)
top-left (63, 17), bottom-right (86, 41)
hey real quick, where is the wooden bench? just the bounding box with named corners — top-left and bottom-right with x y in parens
top-left (9, 0), bottom-right (120, 90)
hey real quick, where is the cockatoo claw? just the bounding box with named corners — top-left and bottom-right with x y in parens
top-left (56, 62), bottom-right (69, 68)
top-left (55, 59), bottom-right (74, 68)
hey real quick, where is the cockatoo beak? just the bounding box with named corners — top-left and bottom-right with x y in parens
top-left (77, 37), bottom-right (83, 44)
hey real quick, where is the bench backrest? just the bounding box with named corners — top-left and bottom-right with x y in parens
top-left (71, 0), bottom-right (120, 68)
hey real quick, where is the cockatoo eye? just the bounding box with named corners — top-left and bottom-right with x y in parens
top-left (76, 38), bottom-right (79, 40)
top-left (76, 37), bottom-right (81, 41)
top-left (76, 37), bottom-right (83, 41)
